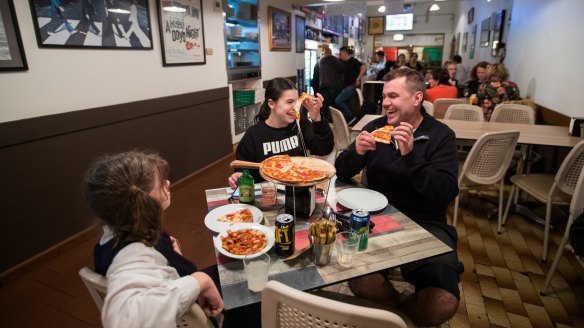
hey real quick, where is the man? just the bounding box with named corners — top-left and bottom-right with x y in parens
top-left (453, 55), bottom-right (469, 84)
top-left (318, 46), bottom-right (343, 121)
top-left (335, 68), bottom-right (463, 327)
top-left (371, 50), bottom-right (386, 75)
top-left (335, 46), bottom-right (366, 124)
top-left (444, 60), bottom-right (458, 86)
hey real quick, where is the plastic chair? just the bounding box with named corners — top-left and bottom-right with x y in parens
top-left (452, 131), bottom-right (520, 232)
top-left (432, 98), bottom-right (464, 119)
top-left (502, 140), bottom-right (584, 261)
top-left (422, 100), bottom-right (434, 116)
top-left (540, 168), bottom-right (584, 295)
top-left (78, 267), bottom-right (214, 328)
top-left (490, 103), bottom-right (535, 124)
top-left (330, 106), bottom-right (351, 156)
top-left (261, 280), bottom-right (408, 328)
top-left (444, 104), bottom-right (484, 122)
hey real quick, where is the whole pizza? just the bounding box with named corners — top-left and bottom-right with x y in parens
top-left (261, 155), bottom-right (328, 183)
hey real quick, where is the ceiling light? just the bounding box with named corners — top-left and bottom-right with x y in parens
top-left (323, 0), bottom-right (344, 2)
top-left (357, 13), bottom-right (362, 17)
top-left (429, 4), bottom-right (440, 11)
top-left (393, 34), bottom-right (404, 41)
top-left (378, 6), bottom-right (386, 13)
top-left (107, 8), bottom-right (131, 14)
top-left (163, 6), bottom-right (187, 12)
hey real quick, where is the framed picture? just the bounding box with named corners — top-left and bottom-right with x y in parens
top-left (454, 32), bottom-right (460, 56)
top-left (467, 7), bottom-right (474, 24)
top-left (295, 15), bottom-right (305, 53)
top-left (368, 16), bottom-right (384, 35)
top-left (28, 0), bottom-right (152, 49)
top-left (157, 0), bottom-right (206, 66)
top-left (491, 10), bottom-right (506, 56)
top-left (0, 0), bottom-right (28, 71)
top-left (268, 6), bottom-right (290, 51)
top-left (480, 17), bottom-right (490, 47)
top-left (469, 24), bottom-right (477, 59)
top-left (462, 32), bottom-right (468, 53)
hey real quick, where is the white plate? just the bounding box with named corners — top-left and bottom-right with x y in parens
top-left (213, 224), bottom-right (275, 260)
top-left (336, 188), bottom-right (388, 212)
top-left (204, 204), bottom-right (263, 233)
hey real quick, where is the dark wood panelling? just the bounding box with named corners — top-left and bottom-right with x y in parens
top-left (0, 88), bottom-right (232, 273)
top-left (536, 103), bottom-right (571, 127)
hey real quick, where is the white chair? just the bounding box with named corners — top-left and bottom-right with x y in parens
top-left (452, 131), bottom-right (520, 233)
top-left (422, 100), bottom-right (434, 116)
top-left (261, 280), bottom-right (408, 328)
top-left (444, 104), bottom-right (484, 122)
top-left (78, 267), bottom-right (214, 328)
top-left (330, 106), bottom-right (351, 156)
top-left (432, 98), bottom-right (464, 119)
top-left (490, 103), bottom-right (535, 124)
top-left (540, 168), bottom-right (584, 295)
top-left (502, 140), bottom-right (584, 261)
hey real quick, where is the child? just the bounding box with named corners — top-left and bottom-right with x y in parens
top-left (84, 150), bottom-right (223, 327)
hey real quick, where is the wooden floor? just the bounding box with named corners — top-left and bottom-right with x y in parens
top-left (1, 153), bottom-right (583, 327)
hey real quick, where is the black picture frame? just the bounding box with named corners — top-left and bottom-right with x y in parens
top-left (295, 15), bottom-right (305, 53)
top-left (467, 7), bottom-right (474, 25)
top-left (28, 0), bottom-right (153, 49)
top-left (469, 24), bottom-right (476, 59)
top-left (491, 10), bottom-right (506, 56)
top-left (480, 17), bottom-right (490, 48)
top-left (368, 16), bottom-right (384, 35)
top-left (0, 0), bottom-right (28, 71)
top-left (157, 0), bottom-right (206, 66)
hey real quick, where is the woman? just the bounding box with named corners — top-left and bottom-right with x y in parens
top-left (425, 68), bottom-right (458, 103)
top-left (228, 77), bottom-right (334, 188)
top-left (405, 52), bottom-right (424, 73)
top-left (467, 61), bottom-right (489, 95)
top-left (84, 151), bottom-right (223, 328)
top-left (477, 63), bottom-right (520, 121)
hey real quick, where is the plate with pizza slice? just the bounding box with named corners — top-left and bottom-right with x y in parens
top-left (204, 204), bottom-right (264, 233)
top-left (371, 125), bottom-right (394, 144)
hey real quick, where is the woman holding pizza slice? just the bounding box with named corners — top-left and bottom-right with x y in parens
top-left (228, 77), bottom-right (334, 188)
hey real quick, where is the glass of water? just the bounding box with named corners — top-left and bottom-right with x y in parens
top-left (243, 253), bottom-right (270, 292)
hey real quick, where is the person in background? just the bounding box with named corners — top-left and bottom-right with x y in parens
top-left (376, 60), bottom-right (397, 81)
top-left (335, 46), bottom-right (366, 124)
top-left (395, 53), bottom-right (407, 68)
top-left (335, 68), bottom-right (462, 327)
top-left (371, 50), bottom-right (386, 75)
top-left (466, 61), bottom-right (489, 95)
top-left (310, 61), bottom-right (320, 95)
top-left (318, 46), bottom-right (343, 121)
top-left (453, 55), bottom-right (469, 85)
top-left (443, 60), bottom-right (458, 86)
top-left (85, 151), bottom-right (224, 328)
top-left (425, 68), bottom-right (458, 103)
top-left (405, 52), bottom-right (424, 73)
top-left (477, 63), bottom-right (520, 121)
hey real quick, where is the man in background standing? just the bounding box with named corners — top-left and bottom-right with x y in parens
top-left (335, 46), bottom-right (366, 125)
top-left (453, 55), bottom-right (469, 85)
top-left (318, 46), bottom-right (343, 121)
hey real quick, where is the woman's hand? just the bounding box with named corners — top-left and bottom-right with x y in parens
top-left (192, 272), bottom-right (224, 317)
top-left (228, 172), bottom-right (242, 189)
top-left (303, 93), bottom-right (325, 122)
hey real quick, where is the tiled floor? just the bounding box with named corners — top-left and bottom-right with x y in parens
top-left (1, 153), bottom-right (583, 327)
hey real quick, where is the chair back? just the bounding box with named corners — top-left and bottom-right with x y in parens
top-left (330, 106), bottom-right (351, 151)
top-left (79, 267), bottom-right (108, 311)
top-left (490, 104), bottom-right (535, 124)
top-left (460, 130), bottom-right (520, 185)
top-left (422, 100), bottom-right (434, 116)
top-left (261, 280), bottom-right (407, 328)
top-left (555, 140), bottom-right (584, 195)
top-left (570, 168), bottom-right (584, 218)
top-left (444, 104), bottom-right (484, 122)
top-left (432, 98), bottom-right (464, 119)
top-left (355, 88), bottom-right (364, 107)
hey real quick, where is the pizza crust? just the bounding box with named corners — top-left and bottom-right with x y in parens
top-left (371, 125), bottom-right (394, 144)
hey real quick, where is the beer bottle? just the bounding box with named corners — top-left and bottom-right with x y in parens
top-left (238, 169), bottom-right (255, 205)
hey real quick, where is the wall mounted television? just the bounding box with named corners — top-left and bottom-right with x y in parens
top-left (385, 13), bottom-right (414, 31)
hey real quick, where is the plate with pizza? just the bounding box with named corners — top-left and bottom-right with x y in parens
top-left (212, 224), bottom-right (275, 260)
top-left (204, 204), bottom-right (264, 233)
top-left (371, 125), bottom-right (394, 144)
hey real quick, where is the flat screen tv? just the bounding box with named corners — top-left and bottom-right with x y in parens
top-left (385, 13), bottom-right (414, 31)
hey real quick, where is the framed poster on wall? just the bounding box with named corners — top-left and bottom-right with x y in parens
top-left (368, 16), bottom-right (384, 35)
top-left (469, 24), bottom-right (476, 59)
top-left (491, 10), bottom-right (506, 56)
top-left (295, 15), bottom-right (305, 53)
top-left (268, 6), bottom-right (291, 51)
top-left (157, 0), bottom-right (206, 66)
top-left (480, 17), bottom-right (490, 47)
top-left (462, 32), bottom-right (468, 53)
top-left (0, 0), bottom-right (28, 71)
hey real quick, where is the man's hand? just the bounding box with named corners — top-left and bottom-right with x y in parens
top-left (392, 122), bottom-right (415, 156)
top-left (356, 131), bottom-right (376, 155)
top-left (192, 272), bottom-right (224, 317)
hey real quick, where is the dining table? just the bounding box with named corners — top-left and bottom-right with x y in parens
top-left (205, 177), bottom-right (453, 310)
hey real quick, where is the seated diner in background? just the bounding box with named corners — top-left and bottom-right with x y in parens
top-left (334, 68), bottom-right (463, 327)
top-left (477, 63), bottom-right (520, 121)
top-left (443, 60), bottom-right (458, 86)
top-left (425, 68), bottom-right (458, 103)
top-left (466, 61), bottom-right (489, 95)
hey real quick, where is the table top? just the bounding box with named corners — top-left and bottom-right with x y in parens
top-left (351, 114), bottom-right (581, 148)
top-left (205, 177), bottom-right (452, 310)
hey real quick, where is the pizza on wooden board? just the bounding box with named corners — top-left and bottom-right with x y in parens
top-left (371, 125), bottom-right (394, 144)
top-left (261, 155), bottom-right (327, 183)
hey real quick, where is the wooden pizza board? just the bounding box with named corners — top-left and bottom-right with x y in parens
top-left (230, 157), bottom-right (336, 187)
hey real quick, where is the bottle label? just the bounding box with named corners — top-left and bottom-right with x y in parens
top-left (239, 185), bottom-right (254, 203)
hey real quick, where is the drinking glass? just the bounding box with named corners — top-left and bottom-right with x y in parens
top-left (335, 231), bottom-right (361, 268)
top-left (243, 253), bottom-right (270, 292)
top-left (260, 181), bottom-right (277, 207)
top-left (463, 87), bottom-right (470, 99)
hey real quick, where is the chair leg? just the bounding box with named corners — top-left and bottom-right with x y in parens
top-left (542, 201), bottom-right (553, 263)
top-left (502, 185), bottom-right (515, 227)
top-left (497, 180), bottom-right (504, 234)
top-left (453, 195), bottom-right (460, 228)
top-left (540, 214), bottom-right (573, 296)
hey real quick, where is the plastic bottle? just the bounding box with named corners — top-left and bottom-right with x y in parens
top-left (238, 169), bottom-right (255, 205)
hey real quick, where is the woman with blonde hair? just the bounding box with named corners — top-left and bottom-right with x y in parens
top-left (477, 63), bottom-right (520, 121)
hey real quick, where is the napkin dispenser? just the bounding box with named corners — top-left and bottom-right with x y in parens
top-left (569, 117), bottom-right (584, 137)
top-left (285, 186), bottom-right (315, 218)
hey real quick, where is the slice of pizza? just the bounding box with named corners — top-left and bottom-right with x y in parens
top-left (217, 208), bottom-right (254, 223)
top-left (294, 92), bottom-right (317, 120)
top-left (371, 125), bottom-right (394, 144)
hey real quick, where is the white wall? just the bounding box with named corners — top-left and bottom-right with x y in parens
top-left (505, 0), bottom-right (584, 118)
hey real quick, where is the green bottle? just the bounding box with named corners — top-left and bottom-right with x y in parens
top-left (238, 169), bottom-right (255, 205)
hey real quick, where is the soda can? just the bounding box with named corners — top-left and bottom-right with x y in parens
top-left (275, 214), bottom-right (295, 257)
top-left (350, 209), bottom-right (370, 251)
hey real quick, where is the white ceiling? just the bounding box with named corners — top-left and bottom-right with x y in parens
top-left (292, 0), bottom-right (462, 16)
